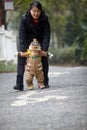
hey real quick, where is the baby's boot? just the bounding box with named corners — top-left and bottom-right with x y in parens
top-left (28, 85), bottom-right (33, 90)
top-left (39, 84), bottom-right (45, 89)
top-left (40, 85), bottom-right (45, 89)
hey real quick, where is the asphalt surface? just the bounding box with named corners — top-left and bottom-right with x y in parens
top-left (0, 66), bottom-right (87, 130)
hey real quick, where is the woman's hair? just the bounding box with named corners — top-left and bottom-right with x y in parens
top-left (29, 1), bottom-right (42, 11)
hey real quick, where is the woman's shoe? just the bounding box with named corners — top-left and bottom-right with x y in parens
top-left (13, 85), bottom-right (23, 91)
top-left (45, 84), bottom-right (49, 88)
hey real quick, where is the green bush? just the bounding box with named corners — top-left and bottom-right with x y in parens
top-left (49, 47), bottom-right (76, 65)
top-left (81, 37), bottom-right (87, 65)
top-left (74, 32), bottom-right (87, 65)
top-left (0, 61), bottom-right (17, 73)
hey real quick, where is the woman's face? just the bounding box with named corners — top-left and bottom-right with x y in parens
top-left (30, 6), bottom-right (41, 19)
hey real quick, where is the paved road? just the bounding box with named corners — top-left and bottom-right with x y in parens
top-left (0, 66), bottom-right (87, 130)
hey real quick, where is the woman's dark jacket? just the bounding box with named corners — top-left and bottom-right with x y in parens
top-left (18, 10), bottom-right (51, 52)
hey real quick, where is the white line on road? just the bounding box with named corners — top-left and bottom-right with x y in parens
top-left (11, 71), bottom-right (69, 107)
top-left (48, 72), bottom-right (70, 77)
top-left (11, 90), bottom-right (68, 107)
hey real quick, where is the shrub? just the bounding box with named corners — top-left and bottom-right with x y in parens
top-left (81, 37), bottom-right (87, 65)
top-left (0, 61), bottom-right (17, 73)
top-left (49, 47), bottom-right (76, 65)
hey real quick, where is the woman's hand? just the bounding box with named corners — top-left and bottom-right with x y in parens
top-left (15, 52), bottom-right (22, 56)
top-left (40, 50), bottom-right (47, 57)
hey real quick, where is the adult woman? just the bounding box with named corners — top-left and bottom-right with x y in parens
top-left (13, 0), bottom-right (51, 91)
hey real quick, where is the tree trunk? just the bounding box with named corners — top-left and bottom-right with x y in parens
top-left (0, 0), bottom-right (7, 29)
top-left (0, 0), bottom-right (3, 26)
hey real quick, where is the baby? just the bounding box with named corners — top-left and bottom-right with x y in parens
top-left (17, 39), bottom-right (47, 90)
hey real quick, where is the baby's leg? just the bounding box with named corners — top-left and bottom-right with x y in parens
top-left (25, 70), bottom-right (34, 90)
top-left (36, 70), bottom-right (45, 89)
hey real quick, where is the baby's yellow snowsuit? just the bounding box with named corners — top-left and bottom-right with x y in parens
top-left (19, 39), bottom-right (45, 90)
top-left (25, 54), bottom-right (44, 89)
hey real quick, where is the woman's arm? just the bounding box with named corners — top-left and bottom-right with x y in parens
top-left (18, 15), bottom-right (27, 51)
